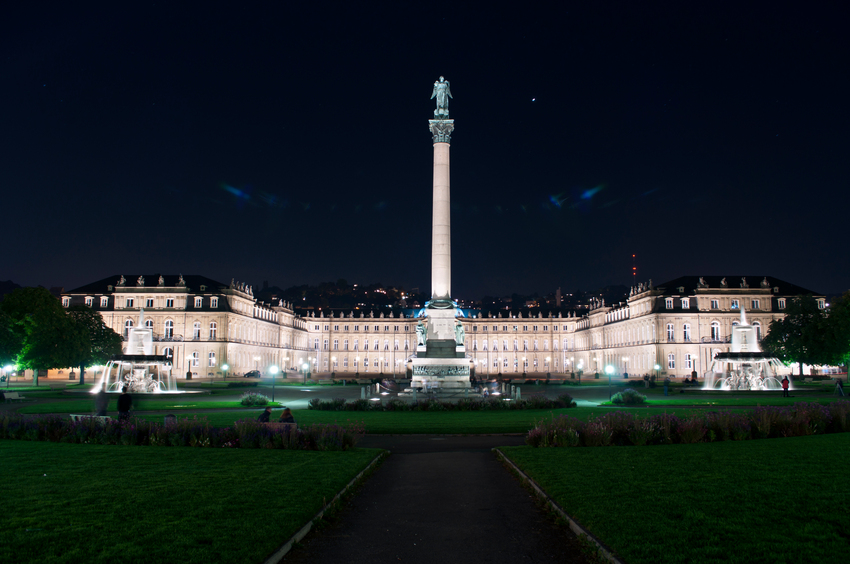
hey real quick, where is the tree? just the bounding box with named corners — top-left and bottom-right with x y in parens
top-left (67, 305), bottom-right (123, 384)
top-left (0, 310), bottom-right (23, 368)
top-left (762, 296), bottom-right (829, 376)
top-left (0, 288), bottom-right (76, 385)
top-left (818, 291), bottom-right (850, 369)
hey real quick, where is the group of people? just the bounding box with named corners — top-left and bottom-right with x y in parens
top-left (257, 407), bottom-right (296, 423)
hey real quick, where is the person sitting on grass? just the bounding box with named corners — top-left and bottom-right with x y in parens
top-left (278, 407), bottom-right (295, 423)
top-left (257, 406), bottom-right (272, 423)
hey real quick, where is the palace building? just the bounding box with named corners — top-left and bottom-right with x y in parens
top-left (62, 274), bottom-right (822, 379)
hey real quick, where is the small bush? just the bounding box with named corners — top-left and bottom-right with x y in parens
top-left (611, 388), bottom-right (647, 405)
top-left (240, 392), bottom-right (270, 406)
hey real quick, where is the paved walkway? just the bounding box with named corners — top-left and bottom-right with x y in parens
top-left (281, 435), bottom-right (590, 563)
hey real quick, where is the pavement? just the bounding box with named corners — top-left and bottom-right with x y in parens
top-left (280, 434), bottom-right (591, 564)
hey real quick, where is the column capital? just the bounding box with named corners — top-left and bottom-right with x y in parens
top-left (429, 119), bottom-right (454, 144)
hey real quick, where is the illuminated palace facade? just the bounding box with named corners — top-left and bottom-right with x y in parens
top-left (62, 274), bottom-right (821, 379)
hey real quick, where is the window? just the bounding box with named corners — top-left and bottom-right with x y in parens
top-left (334, 325), bottom-right (339, 331)
top-left (667, 324), bottom-right (674, 341)
top-left (533, 326), bottom-right (538, 331)
top-left (752, 299), bottom-right (760, 310)
top-left (208, 352), bottom-right (216, 367)
top-left (62, 297), bottom-right (70, 307)
top-left (523, 339), bottom-right (528, 351)
top-left (818, 299), bottom-right (826, 309)
top-left (195, 297), bottom-right (203, 308)
top-left (384, 340), bottom-right (389, 350)
top-left (482, 340), bottom-right (488, 351)
top-left (124, 319), bottom-right (134, 337)
top-left (374, 325), bottom-right (379, 331)
top-left (126, 298), bottom-right (134, 308)
top-left (543, 326), bottom-right (547, 331)
top-left (534, 339), bottom-right (539, 351)
top-left (193, 322), bottom-right (201, 339)
top-left (166, 298), bottom-right (174, 308)
top-left (163, 347), bottom-right (173, 360)
top-left (681, 298), bottom-right (690, 309)
top-left (165, 320), bottom-right (174, 338)
top-left (353, 340), bottom-right (359, 350)
top-left (344, 325), bottom-right (349, 331)
top-left (324, 339), bottom-right (329, 350)
top-left (513, 339), bottom-right (518, 351)
top-left (373, 340), bottom-right (379, 351)
top-left (731, 299), bottom-right (739, 309)
top-left (145, 319), bottom-right (153, 329)
top-left (211, 297), bottom-right (218, 308)
top-left (333, 339), bottom-right (339, 350)
top-left (343, 358), bottom-right (349, 368)
top-left (354, 325), bottom-right (359, 331)
top-left (314, 338), bottom-right (319, 350)
top-left (665, 298), bottom-right (673, 309)
top-left (710, 321), bottom-right (720, 341)
top-left (667, 353), bottom-right (675, 369)
top-left (343, 339), bottom-right (349, 350)
top-left (146, 298), bottom-right (154, 308)
top-left (523, 326), bottom-right (528, 332)
top-left (85, 297), bottom-right (93, 307)
top-left (683, 324), bottom-right (691, 342)
top-left (324, 325), bottom-right (329, 331)
top-left (710, 299), bottom-right (719, 309)
top-left (685, 354), bottom-right (692, 369)
top-left (754, 322), bottom-right (762, 341)
top-left (394, 339), bottom-right (399, 350)
top-left (209, 322), bottom-right (217, 340)
top-left (101, 297), bottom-right (109, 307)
top-left (191, 351), bottom-right (199, 367)
top-left (778, 299), bottom-right (786, 310)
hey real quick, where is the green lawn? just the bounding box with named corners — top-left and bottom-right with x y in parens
top-left (501, 434), bottom-right (850, 564)
top-left (16, 398), bottom-right (283, 414)
top-left (0, 440), bottom-right (382, 564)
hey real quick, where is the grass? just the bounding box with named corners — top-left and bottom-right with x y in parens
top-left (17, 398), bottom-right (283, 414)
top-left (0, 440), bottom-right (382, 564)
top-left (501, 434), bottom-right (850, 564)
top-left (127, 406), bottom-right (727, 434)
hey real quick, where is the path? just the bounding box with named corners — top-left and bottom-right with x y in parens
top-left (281, 435), bottom-right (590, 563)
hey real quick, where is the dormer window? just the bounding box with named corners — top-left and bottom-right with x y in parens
top-left (85, 297), bottom-right (93, 307)
top-left (665, 298), bottom-right (673, 309)
top-left (818, 299), bottom-right (826, 309)
top-left (681, 298), bottom-right (690, 309)
top-left (62, 297), bottom-right (70, 307)
top-left (778, 298), bottom-right (786, 309)
top-left (200, 285), bottom-right (206, 291)
top-left (194, 297), bottom-right (203, 308)
top-left (677, 286), bottom-right (685, 293)
top-left (100, 297), bottom-right (109, 307)
top-left (211, 297), bottom-right (218, 308)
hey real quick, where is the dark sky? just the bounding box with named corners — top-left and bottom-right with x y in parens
top-left (2, 3), bottom-right (847, 298)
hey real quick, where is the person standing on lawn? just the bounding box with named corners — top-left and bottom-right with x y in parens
top-left (257, 406), bottom-right (272, 422)
top-left (117, 386), bottom-right (132, 421)
top-left (781, 376), bottom-right (790, 397)
top-left (836, 379), bottom-right (845, 397)
top-left (664, 376), bottom-right (670, 396)
top-left (94, 390), bottom-right (109, 416)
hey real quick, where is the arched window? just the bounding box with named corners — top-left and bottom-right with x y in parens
top-left (193, 322), bottom-right (201, 339)
top-left (191, 351), bottom-right (199, 367)
top-left (124, 319), bottom-right (134, 337)
top-left (163, 347), bottom-right (173, 359)
top-left (683, 324), bottom-right (691, 342)
top-left (710, 321), bottom-right (720, 341)
top-left (667, 353), bottom-right (675, 369)
top-left (145, 319), bottom-right (153, 329)
top-left (753, 322), bottom-right (762, 340)
top-left (208, 352), bottom-right (216, 367)
top-left (667, 324), bottom-right (675, 342)
top-left (685, 354), bottom-right (693, 369)
top-left (209, 322), bottom-right (217, 340)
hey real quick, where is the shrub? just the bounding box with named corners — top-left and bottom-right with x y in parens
top-left (611, 388), bottom-right (647, 405)
top-left (240, 392), bottom-right (270, 406)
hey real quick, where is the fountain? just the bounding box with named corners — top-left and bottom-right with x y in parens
top-left (93, 309), bottom-right (177, 393)
top-left (703, 307), bottom-right (786, 391)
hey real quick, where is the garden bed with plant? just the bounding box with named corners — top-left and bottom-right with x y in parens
top-left (0, 440), bottom-right (381, 564)
top-left (307, 393), bottom-right (577, 412)
top-left (501, 433), bottom-right (850, 563)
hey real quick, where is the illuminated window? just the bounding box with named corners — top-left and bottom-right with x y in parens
top-left (818, 299), bottom-right (826, 309)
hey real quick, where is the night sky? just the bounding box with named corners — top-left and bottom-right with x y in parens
top-left (2, 3), bottom-right (848, 299)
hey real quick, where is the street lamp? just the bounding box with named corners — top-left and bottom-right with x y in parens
top-left (605, 365), bottom-right (614, 400)
top-left (302, 363), bottom-right (309, 384)
top-left (269, 365), bottom-right (279, 402)
top-left (222, 363), bottom-right (229, 381)
top-left (654, 364), bottom-right (661, 382)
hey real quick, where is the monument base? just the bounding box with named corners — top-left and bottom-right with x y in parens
top-left (409, 357), bottom-right (471, 390)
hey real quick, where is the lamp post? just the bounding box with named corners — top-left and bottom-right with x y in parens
top-left (269, 365), bottom-right (279, 402)
top-left (302, 363), bottom-right (309, 384)
top-left (654, 364), bottom-right (661, 382)
top-left (222, 363), bottom-right (229, 381)
top-left (606, 365), bottom-right (614, 400)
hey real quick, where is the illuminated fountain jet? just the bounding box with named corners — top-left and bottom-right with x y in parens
top-left (704, 307), bottom-right (785, 391)
top-left (94, 309), bottom-right (176, 393)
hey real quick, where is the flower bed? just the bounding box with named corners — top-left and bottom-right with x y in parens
top-left (0, 413), bottom-right (362, 450)
top-left (308, 393), bottom-right (577, 412)
top-left (526, 401), bottom-right (850, 447)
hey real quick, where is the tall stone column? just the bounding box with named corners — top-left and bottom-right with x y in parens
top-left (428, 119), bottom-right (454, 304)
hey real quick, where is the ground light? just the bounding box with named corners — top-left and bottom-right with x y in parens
top-left (654, 364), bottom-right (661, 381)
top-left (222, 363), bottom-right (229, 380)
top-left (605, 365), bottom-right (614, 399)
top-left (269, 365), bottom-right (279, 401)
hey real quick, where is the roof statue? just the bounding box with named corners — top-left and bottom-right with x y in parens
top-left (158, 276), bottom-right (165, 287)
top-left (137, 276), bottom-right (145, 287)
top-left (117, 275), bottom-right (126, 286)
top-left (431, 76), bottom-right (452, 118)
top-left (761, 277), bottom-right (770, 288)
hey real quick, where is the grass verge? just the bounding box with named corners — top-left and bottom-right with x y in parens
top-left (500, 434), bottom-right (850, 564)
top-left (0, 440), bottom-right (381, 564)
top-left (17, 399), bottom-right (282, 414)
